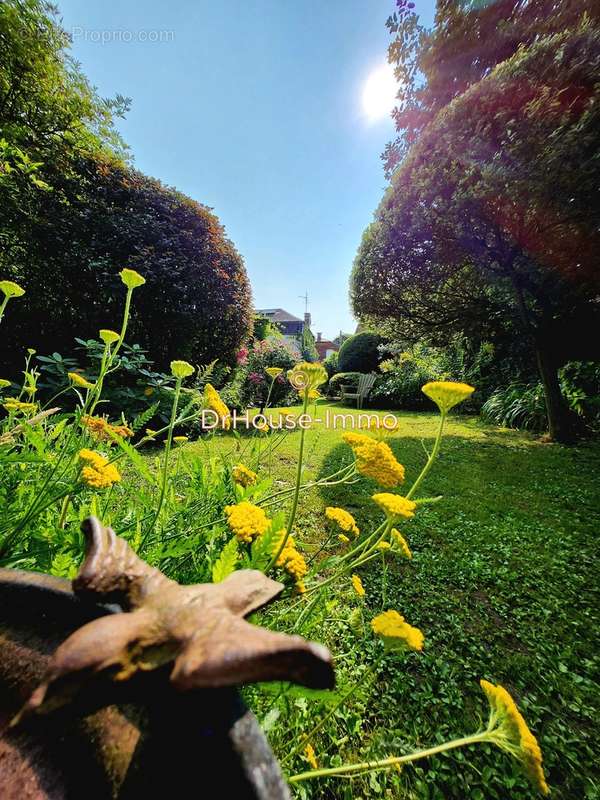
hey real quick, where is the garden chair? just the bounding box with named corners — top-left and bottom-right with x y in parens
top-left (340, 373), bottom-right (376, 409)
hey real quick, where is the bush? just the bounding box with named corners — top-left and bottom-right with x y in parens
top-left (482, 362), bottom-right (600, 432)
top-left (327, 372), bottom-right (362, 396)
top-left (235, 339), bottom-right (299, 408)
top-left (337, 332), bottom-right (382, 373)
top-left (323, 351), bottom-right (339, 378)
top-left (1, 157), bottom-right (253, 375)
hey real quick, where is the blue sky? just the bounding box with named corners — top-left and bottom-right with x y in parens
top-left (57, 0), bottom-right (435, 341)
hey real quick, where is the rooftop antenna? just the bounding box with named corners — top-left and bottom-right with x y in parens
top-left (299, 290), bottom-right (309, 315)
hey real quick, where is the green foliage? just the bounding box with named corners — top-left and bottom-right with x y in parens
top-left (235, 339), bottom-right (299, 409)
top-left (337, 333), bottom-right (382, 374)
top-left (1, 157), bottom-right (253, 374)
top-left (211, 536), bottom-right (239, 582)
top-left (254, 315), bottom-right (282, 341)
top-left (383, 0), bottom-right (600, 175)
top-left (326, 372), bottom-right (362, 396)
top-left (299, 326), bottom-right (318, 363)
top-left (323, 351), bottom-right (339, 378)
top-left (482, 361), bottom-right (600, 432)
top-left (354, 24), bottom-right (600, 441)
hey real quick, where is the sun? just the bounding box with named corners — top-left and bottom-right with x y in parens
top-left (362, 64), bottom-right (397, 121)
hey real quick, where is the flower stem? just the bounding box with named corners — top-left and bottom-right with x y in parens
top-left (149, 376), bottom-right (182, 533)
top-left (406, 411), bottom-right (446, 500)
top-left (266, 389), bottom-right (309, 572)
top-left (288, 730), bottom-right (490, 783)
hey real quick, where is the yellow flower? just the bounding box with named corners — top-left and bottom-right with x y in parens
top-left (480, 680), bottom-right (549, 795)
top-left (78, 449), bottom-right (121, 489)
top-left (171, 360), bottom-right (195, 379)
top-left (224, 501), bottom-right (269, 543)
top-left (287, 362), bottom-right (328, 394)
top-left (68, 372), bottom-right (95, 390)
top-left (295, 581), bottom-right (307, 595)
top-left (173, 435), bottom-right (188, 444)
top-left (371, 610), bottom-right (424, 652)
top-left (119, 268), bottom-right (146, 289)
top-left (421, 381), bottom-right (475, 413)
top-left (0, 280), bottom-right (25, 298)
top-left (3, 399), bottom-right (36, 414)
top-left (265, 367), bottom-right (283, 379)
top-left (338, 533), bottom-right (350, 544)
top-left (391, 529), bottom-right (412, 559)
top-left (304, 744), bottom-right (318, 770)
top-left (377, 541), bottom-right (391, 550)
top-left (204, 383), bottom-right (231, 429)
top-left (0, 379), bottom-right (11, 389)
top-left (372, 493), bottom-right (416, 521)
top-left (351, 573), bottom-right (365, 597)
top-left (81, 415), bottom-right (133, 441)
top-left (325, 506), bottom-right (359, 537)
top-left (272, 531), bottom-right (308, 584)
top-left (232, 463), bottom-right (258, 488)
top-left (145, 428), bottom-right (157, 438)
top-left (99, 329), bottom-right (120, 345)
top-left (342, 432), bottom-right (405, 488)
top-left (359, 416), bottom-right (399, 438)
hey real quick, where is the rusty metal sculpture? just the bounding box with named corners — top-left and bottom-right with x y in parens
top-left (0, 517), bottom-right (334, 799)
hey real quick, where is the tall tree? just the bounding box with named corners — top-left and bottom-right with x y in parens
top-left (352, 25), bottom-right (600, 442)
top-left (384, 0), bottom-right (600, 175)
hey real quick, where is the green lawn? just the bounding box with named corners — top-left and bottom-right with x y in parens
top-left (190, 402), bottom-right (600, 799)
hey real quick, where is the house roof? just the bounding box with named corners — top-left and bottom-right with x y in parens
top-left (256, 308), bottom-right (303, 323)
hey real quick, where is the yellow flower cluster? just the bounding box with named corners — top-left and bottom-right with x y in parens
top-left (171, 360), bottom-right (194, 379)
top-left (371, 610), bottom-right (424, 652)
top-left (377, 541), bottom-right (391, 550)
top-left (480, 680), bottom-right (549, 795)
top-left (173, 435), bottom-right (188, 444)
top-left (68, 372), bottom-right (94, 390)
top-left (273, 531), bottom-right (308, 584)
top-left (351, 574), bottom-right (365, 597)
top-left (287, 362), bottom-right (328, 394)
top-left (391, 529), bottom-right (412, 559)
top-left (372, 493), bottom-right (416, 521)
top-left (224, 501), bottom-right (269, 543)
top-left (342, 432), bottom-right (405, 488)
top-left (359, 416), bottom-right (398, 438)
top-left (304, 744), bottom-right (318, 769)
top-left (120, 268), bottom-right (146, 289)
top-left (325, 506), bottom-right (359, 537)
top-left (338, 533), bottom-right (350, 544)
top-left (265, 367), bottom-right (283, 379)
top-left (0, 280), bottom-right (25, 298)
top-left (421, 381), bottom-right (475, 413)
top-left (81, 415), bottom-right (133, 441)
top-left (99, 329), bottom-right (119, 345)
top-left (204, 383), bottom-right (231, 429)
top-left (232, 463), bottom-right (258, 487)
top-left (3, 399), bottom-right (36, 414)
top-left (78, 449), bottom-right (121, 489)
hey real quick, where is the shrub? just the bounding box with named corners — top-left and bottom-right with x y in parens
top-left (323, 351), bottom-right (339, 378)
top-left (1, 157), bottom-right (253, 375)
top-left (327, 372), bottom-right (362, 396)
top-left (482, 362), bottom-right (600, 432)
top-left (337, 332), bottom-right (382, 373)
top-left (236, 339), bottom-right (299, 408)
top-left (481, 383), bottom-right (547, 431)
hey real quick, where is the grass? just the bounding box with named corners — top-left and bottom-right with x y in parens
top-left (188, 401), bottom-right (600, 799)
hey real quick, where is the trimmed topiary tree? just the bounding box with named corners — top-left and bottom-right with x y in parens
top-left (1, 156), bottom-right (253, 372)
top-left (337, 332), bottom-right (382, 373)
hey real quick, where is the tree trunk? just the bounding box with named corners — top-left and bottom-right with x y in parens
top-left (535, 341), bottom-right (577, 444)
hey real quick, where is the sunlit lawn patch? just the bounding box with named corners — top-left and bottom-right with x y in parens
top-left (190, 402), bottom-right (600, 799)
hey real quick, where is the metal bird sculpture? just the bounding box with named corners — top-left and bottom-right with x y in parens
top-left (12, 516), bottom-right (334, 725)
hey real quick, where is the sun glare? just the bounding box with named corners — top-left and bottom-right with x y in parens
top-left (362, 64), bottom-right (397, 121)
